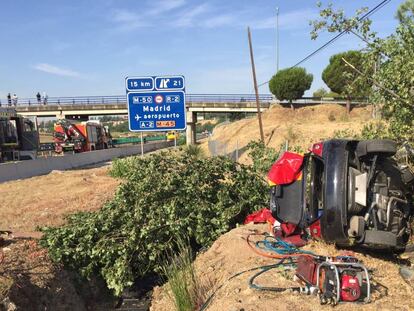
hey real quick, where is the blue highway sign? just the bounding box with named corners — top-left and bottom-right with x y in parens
top-left (155, 76), bottom-right (184, 90)
top-left (126, 76), bottom-right (186, 132)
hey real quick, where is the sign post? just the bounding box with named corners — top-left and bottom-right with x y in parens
top-left (140, 132), bottom-right (144, 156)
top-left (125, 76), bottom-right (186, 138)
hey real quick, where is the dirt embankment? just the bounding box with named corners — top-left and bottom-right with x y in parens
top-left (202, 104), bottom-right (373, 162)
top-left (151, 224), bottom-right (414, 311)
top-left (0, 166), bottom-right (119, 232)
top-left (0, 165), bottom-right (120, 310)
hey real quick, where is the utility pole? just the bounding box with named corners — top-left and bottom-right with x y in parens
top-left (276, 7), bottom-right (279, 73)
top-left (247, 27), bottom-right (265, 143)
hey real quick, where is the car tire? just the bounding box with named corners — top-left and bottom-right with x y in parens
top-left (356, 139), bottom-right (397, 157)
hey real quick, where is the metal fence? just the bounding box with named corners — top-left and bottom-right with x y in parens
top-left (208, 139), bottom-right (243, 161)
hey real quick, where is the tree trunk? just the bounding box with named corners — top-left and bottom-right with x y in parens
top-left (290, 100), bottom-right (295, 111)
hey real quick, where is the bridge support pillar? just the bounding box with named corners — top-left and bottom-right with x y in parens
top-left (186, 111), bottom-right (196, 145)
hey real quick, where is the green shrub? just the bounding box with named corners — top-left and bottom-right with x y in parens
top-left (196, 121), bottom-right (215, 134)
top-left (360, 121), bottom-right (390, 140)
top-left (183, 144), bottom-right (205, 159)
top-left (333, 128), bottom-right (358, 139)
top-left (290, 145), bottom-right (305, 154)
top-left (40, 150), bottom-right (267, 296)
top-left (246, 141), bottom-right (281, 175)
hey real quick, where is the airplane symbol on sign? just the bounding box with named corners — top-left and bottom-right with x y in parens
top-left (159, 78), bottom-right (170, 88)
top-left (135, 114), bottom-right (141, 121)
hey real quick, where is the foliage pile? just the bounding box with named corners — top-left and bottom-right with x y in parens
top-left (246, 141), bottom-right (281, 175)
top-left (40, 149), bottom-right (267, 295)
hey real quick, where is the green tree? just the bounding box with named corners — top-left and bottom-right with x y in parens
top-left (228, 112), bottom-right (244, 122)
top-left (322, 50), bottom-right (369, 112)
top-left (269, 67), bottom-right (313, 110)
top-left (310, 3), bottom-right (374, 41)
top-left (311, 1), bottom-right (414, 142)
top-left (109, 121), bottom-right (129, 133)
top-left (396, 0), bottom-right (414, 23)
top-left (313, 88), bottom-right (340, 98)
top-left (313, 87), bottom-right (328, 98)
top-left (368, 22), bottom-right (414, 141)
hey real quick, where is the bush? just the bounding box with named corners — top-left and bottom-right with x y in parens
top-left (196, 122), bottom-right (215, 134)
top-left (360, 121), bottom-right (390, 140)
top-left (246, 141), bottom-right (281, 175)
top-left (40, 149), bottom-right (267, 296)
top-left (333, 129), bottom-right (358, 139)
top-left (183, 145), bottom-right (205, 159)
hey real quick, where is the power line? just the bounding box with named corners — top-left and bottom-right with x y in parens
top-left (291, 0), bottom-right (391, 68)
top-left (258, 0), bottom-right (392, 88)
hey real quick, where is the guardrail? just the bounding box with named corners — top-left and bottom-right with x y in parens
top-left (0, 94), bottom-right (369, 107)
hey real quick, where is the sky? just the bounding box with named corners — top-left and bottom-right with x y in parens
top-left (0, 0), bottom-right (403, 99)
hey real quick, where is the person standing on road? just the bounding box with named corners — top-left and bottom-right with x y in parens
top-left (7, 93), bottom-right (11, 106)
top-left (36, 92), bottom-right (41, 104)
top-left (12, 94), bottom-right (18, 106)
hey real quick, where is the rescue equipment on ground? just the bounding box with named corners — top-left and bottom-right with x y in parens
top-left (246, 231), bottom-right (372, 306)
top-left (294, 255), bottom-right (370, 305)
top-left (199, 229), bottom-right (375, 310)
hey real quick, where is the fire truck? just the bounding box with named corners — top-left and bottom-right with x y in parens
top-left (0, 108), bottom-right (39, 162)
top-left (53, 119), bottom-right (112, 154)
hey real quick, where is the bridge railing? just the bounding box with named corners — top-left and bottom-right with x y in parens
top-left (0, 94), bottom-right (276, 107)
top-left (0, 95), bottom-right (127, 107)
top-left (0, 94), bottom-right (368, 107)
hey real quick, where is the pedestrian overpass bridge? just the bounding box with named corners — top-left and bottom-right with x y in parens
top-left (11, 94), bottom-right (366, 118)
top-left (13, 94), bottom-right (275, 118)
top-left (8, 94), bottom-right (367, 144)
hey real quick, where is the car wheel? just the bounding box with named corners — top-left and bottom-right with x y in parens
top-left (356, 139), bottom-right (397, 157)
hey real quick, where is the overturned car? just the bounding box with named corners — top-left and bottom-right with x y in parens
top-left (269, 139), bottom-right (414, 252)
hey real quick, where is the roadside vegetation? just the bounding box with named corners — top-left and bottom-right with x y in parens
top-left (39, 147), bottom-right (268, 296)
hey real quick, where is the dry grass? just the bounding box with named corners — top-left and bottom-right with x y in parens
top-left (202, 104), bottom-right (373, 164)
top-left (0, 165), bottom-right (119, 232)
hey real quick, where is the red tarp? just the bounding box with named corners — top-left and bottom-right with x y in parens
top-left (244, 209), bottom-right (307, 246)
top-left (267, 151), bottom-right (304, 185)
top-left (244, 208), bottom-right (276, 225)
